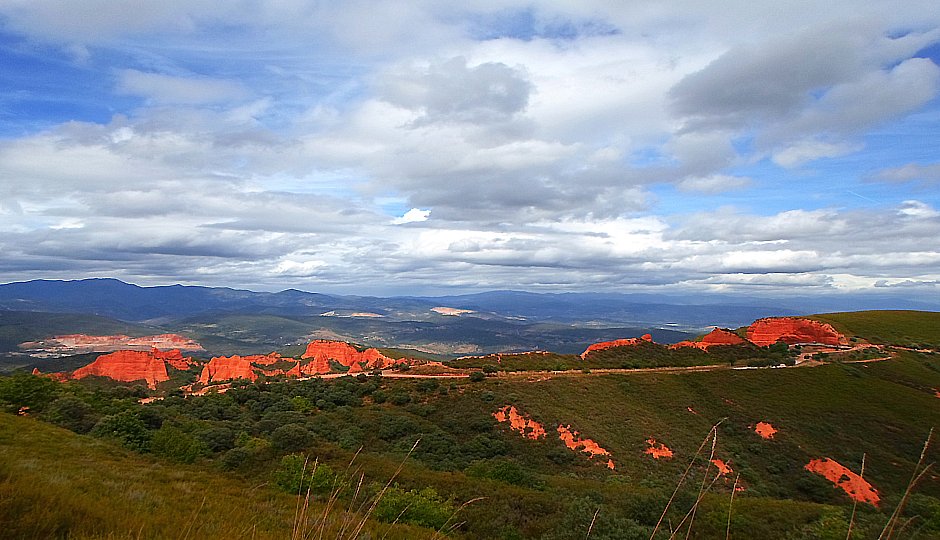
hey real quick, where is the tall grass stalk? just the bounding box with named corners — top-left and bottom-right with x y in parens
top-left (649, 420), bottom-right (724, 540)
top-left (878, 427), bottom-right (934, 540)
top-left (726, 473), bottom-right (739, 540)
top-left (845, 453), bottom-right (865, 540)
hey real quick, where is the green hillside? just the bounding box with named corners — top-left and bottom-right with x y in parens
top-left (0, 412), bottom-right (432, 539)
top-left (810, 310), bottom-right (940, 347)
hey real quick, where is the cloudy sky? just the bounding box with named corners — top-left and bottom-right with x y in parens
top-left (1, 1), bottom-right (939, 297)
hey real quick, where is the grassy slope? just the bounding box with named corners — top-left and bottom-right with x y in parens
top-left (0, 413), bottom-right (429, 540)
top-left (810, 310), bottom-right (940, 347)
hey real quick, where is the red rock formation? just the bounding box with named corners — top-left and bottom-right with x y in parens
top-left (644, 438), bottom-right (674, 459)
top-left (557, 425), bottom-right (614, 468)
top-left (301, 340), bottom-right (397, 371)
top-left (493, 405), bottom-right (546, 439)
top-left (198, 355), bottom-right (262, 384)
top-left (805, 458), bottom-right (879, 506)
top-left (746, 318), bottom-right (848, 346)
top-left (754, 422), bottom-right (778, 439)
top-left (581, 334), bottom-right (653, 358)
top-left (670, 328), bottom-right (747, 351)
top-left (72, 349), bottom-right (189, 389)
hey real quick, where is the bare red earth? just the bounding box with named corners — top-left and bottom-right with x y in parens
top-left (51, 333), bottom-right (203, 351)
top-left (72, 349), bottom-right (192, 389)
top-left (557, 425), bottom-right (614, 468)
top-left (580, 334), bottom-right (653, 358)
top-left (711, 459), bottom-right (732, 476)
top-left (746, 318), bottom-right (848, 346)
top-left (493, 405), bottom-right (546, 439)
top-left (644, 438), bottom-right (674, 459)
top-left (754, 422), bottom-right (778, 439)
top-left (805, 458), bottom-right (880, 506)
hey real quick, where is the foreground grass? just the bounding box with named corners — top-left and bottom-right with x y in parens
top-left (0, 413), bottom-right (429, 539)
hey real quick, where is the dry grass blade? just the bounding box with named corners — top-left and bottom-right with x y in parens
top-left (179, 494), bottom-right (207, 540)
top-left (879, 428), bottom-right (934, 540)
top-left (649, 420), bottom-right (724, 540)
top-left (846, 453), bottom-right (865, 540)
top-left (430, 497), bottom-right (485, 540)
top-left (586, 507), bottom-right (600, 539)
top-left (347, 438), bottom-right (421, 540)
top-left (726, 473), bottom-right (739, 540)
top-left (683, 427), bottom-right (719, 539)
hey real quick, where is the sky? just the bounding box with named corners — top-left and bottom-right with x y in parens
top-left (0, 1), bottom-right (939, 298)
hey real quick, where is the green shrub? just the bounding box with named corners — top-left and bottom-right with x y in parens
top-left (150, 425), bottom-right (208, 463)
top-left (0, 372), bottom-right (61, 413)
top-left (373, 485), bottom-right (454, 529)
top-left (91, 411), bottom-right (151, 452)
top-left (469, 371), bottom-right (486, 382)
top-left (271, 424), bottom-right (312, 453)
top-left (272, 453), bottom-right (336, 496)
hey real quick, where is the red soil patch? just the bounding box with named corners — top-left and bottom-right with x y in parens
top-left (644, 438), bottom-right (674, 459)
top-left (557, 425), bottom-right (614, 467)
top-left (493, 405), bottom-right (546, 440)
top-left (711, 458), bottom-right (733, 476)
top-left (754, 422), bottom-right (778, 439)
top-left (805, 458), bottom-right (880, 506)
top-left (746, 317), bottom-right (848, 346)
top-left (72, 349), bottom-right (192, 389)
top-left (580, 334), bottom-right (653, 358)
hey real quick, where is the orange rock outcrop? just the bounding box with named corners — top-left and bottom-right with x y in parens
top-left (746, 318), bottom-right (848, 346)
top-left (754, 422), bottom-right (778, 439)
top-left (301, 340), bottom-right (398, 372)
top-left (72, 349), bottom-right (192, 389)
top-left (580, 334), bottom-right (653, 358)
top-left (644, 438), bottom-right (674, 459)
top-left (558, 425), bottom-right (614, 468)
top-left (493, 405), bottom-right (546, 439)
top-left (805, 458), bottom-right (880, 506)
top-left (670, 328), bottom-right (748, 351)
top-left (197, 355), bottom-right (281, 384)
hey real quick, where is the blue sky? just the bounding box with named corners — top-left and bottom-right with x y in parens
top-left (0, 1), bottom-right (939, 298)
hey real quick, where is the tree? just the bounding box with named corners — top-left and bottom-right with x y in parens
top-left (0, 372), bottom-right (60, 413)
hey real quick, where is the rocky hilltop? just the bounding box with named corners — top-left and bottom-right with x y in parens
top-left (71, 349), bottom-right (194, 389)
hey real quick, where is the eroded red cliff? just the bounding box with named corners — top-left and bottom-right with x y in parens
top-left (197, 355), bottom-right (279, 384)
top-left (805, 458), bottom-right (879, 506)
top-left (746, 318), bottom-right (848, 346)
top-left (301, 340), bottom-right (397, 371)
top-left (72, 349), bottom-right (191, 389)
top-left (581, 334), bottom-right (653, 358)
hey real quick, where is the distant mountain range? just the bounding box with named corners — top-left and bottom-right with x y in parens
top-left (1, 278), bottom-right (936, 360)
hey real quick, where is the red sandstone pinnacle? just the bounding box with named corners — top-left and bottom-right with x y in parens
top-left (580, 334), bottom-right (653, 359)
top-left (198, 355), bottom-right (267, 384)
top-left (301, 340), bottom-right (399, 371)
top-left (746, 317), bottom-right (848, 347)
top-left (72, 349), bottom-right (192, 389)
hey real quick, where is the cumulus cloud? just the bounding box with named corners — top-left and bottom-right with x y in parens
top-left (0, 1), bottom-right (938, 298)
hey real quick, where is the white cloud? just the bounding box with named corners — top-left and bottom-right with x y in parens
top-left (392, 208), bottom-right (431, 224)
top-left (677, 174), bottom-right (751, 194)
top-left (117, 70), bottom-right (248, 105)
